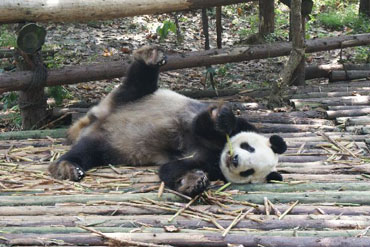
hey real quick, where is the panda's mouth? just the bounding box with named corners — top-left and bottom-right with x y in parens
top-left (226, 153), bottom-right (239, 168)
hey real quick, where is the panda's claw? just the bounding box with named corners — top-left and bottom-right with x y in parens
top-left (48, 160), bottom-right (85, 182)
top-left (133, 46), bottom-right (166, 67)
top-left (157, 55), bottom-right (167, 66)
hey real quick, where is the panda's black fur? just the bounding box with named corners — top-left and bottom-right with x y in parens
top-left (49, 46), bottom-right (287, 197)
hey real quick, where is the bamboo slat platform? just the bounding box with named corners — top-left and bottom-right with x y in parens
top-left (1, 80), bottom-right (370, 247)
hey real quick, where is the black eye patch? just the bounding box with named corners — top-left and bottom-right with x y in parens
top-left (240, 142), bottom-right (255, 152)
top-left (239, 168), bottom-right (255, 177)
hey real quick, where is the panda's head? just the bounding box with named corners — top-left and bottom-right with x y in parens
top-left (220, 132), bottom-right (287, 184)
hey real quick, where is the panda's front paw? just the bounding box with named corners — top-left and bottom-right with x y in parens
top-left (211, 105), bottom-right (236, 134)
top-left (133, 46), bottom-right (167, 67)
top-left (48, 160), bottom-right (85, 181)
top-left (175, 170), bottom-right (209, 197)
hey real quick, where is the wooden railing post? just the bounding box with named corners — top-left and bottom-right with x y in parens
top-left (16, 23), bottom-right (48, 130)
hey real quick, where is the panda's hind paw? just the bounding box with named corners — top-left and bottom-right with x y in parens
top-left (133, 46), bottom-right (166, 67)
top-left (48, 160), bottom-right (85, 181)
top-left (176, 170), bottom-right (209, 197)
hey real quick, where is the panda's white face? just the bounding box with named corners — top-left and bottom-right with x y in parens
top-left (220, 132), bottom-right (279, 184)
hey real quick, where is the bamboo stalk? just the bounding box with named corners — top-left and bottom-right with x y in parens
top-left (279, 200), bottom-right (299, 220)
top-left (2, 226), bottom-right (370, 238)
top-left (3, 214), bottom-right (370, 229)
top-left (2, 191), bottom-right (370, 206)
top-left (168, 195), bottom-right (200, 222)
top-left (3, 232), bottom-right (370, 247)
top-left (0, 129), bottom-right (67, 140)
top-left (2, 203), bottom-right (370, 217)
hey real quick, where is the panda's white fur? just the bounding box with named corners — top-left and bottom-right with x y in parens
top-left (220, 132), bottom-right (278, 184)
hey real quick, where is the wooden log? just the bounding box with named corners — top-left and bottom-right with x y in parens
top-left (305, 63), bottom-right (370, 80)
top-left (283, 174), bottom-right (364, 182)
top-left (337, 116), bottom-right (370, 125)
top-left (283, 133), bottom-right (370, 142)
top-left (255, 123), bottom-right (339, 133)
top-left (230, 182), bottom-right (370, 193)
top-left (0, 128), bottom-right (67, 140)
top-left (241, 111), bottom-right (332, 125)
top-left (278, 155), bottom-right (327, 163)
top-left (1, 226), bottom-right (370, 238)
top-left (328, 105), bottom-right (370, 110)
top-left (290, 81), bottom-right (370, 95)
top-left (2, 204), bottom-right (370, 217)
top-left (0, 0), bottom-right (251, 24)
top-left (2, 191), bottom-right (370, 206)
top-left (1, 34), bottom-right (370, 92)
top-left (278, 163), bottom-right (370, 174)
top-left (290, 95), bottom-right (370, 108)
top-left (2, 215), bottom-right (370, 230)
top-left (327, 107), bottom-right (370, 119)
top-left (329, 70), bottom-right (370, 82)
top-left (2, 232), bottom-right (370, 247)
top-left (293, 91), bottom-right (364, 99)
top-left (346, 126), bottom-right (370, 134)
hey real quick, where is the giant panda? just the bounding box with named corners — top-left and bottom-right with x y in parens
top-left (49, 46), bottom-right (287, 197)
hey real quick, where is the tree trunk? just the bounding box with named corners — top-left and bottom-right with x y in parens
top-left (288, 0), bottom-right (305, 86)
top-left (359, 0), bottom-right (370, 17)
top-left (0, 0), bottom-right (252, 24)
top-left (1, 34), bottom-right (370, 93)
top-left (268, 0), bottom-right (304, 106)
top-left (216, 6), bottom-right (222, 48)
top-left (259, 0), bottom-right (275, 36)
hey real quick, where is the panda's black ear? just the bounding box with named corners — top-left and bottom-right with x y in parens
top-left (266, 171), bottom-right (283, 182)
top-left (269, 135), bottom-right (287, 154)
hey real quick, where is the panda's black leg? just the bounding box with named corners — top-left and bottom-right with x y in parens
top-left (112, 46), bottom-right (167, 106)
top-left (48, 136), bottom-right (120, 181)
top-left (159, 160), bottom-right (210, 197)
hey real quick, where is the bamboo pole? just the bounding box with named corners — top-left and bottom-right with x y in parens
top-left (3, 232), bottom-right (370, 247)
top-left (1, 226), bottom-right (370, 238)
top-left (2, 191), bottom-right (370, 206)
top-left (2, 215), bottom-right (370, 230)
top-left (1, 204), bottom-right (370, 217)
top-left (290, 96), bottom-right (370, 108)
top-left (0, 128), bottom-right (67, 140)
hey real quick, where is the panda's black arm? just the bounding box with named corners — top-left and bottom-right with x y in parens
top-left (112, 60), bottom-right (160, 106)
top-left (192, 106), bottom-right (257, 146)
top-left (232, 117), bottom-right (258, 134)
top-left (192, 106), bottom-right (236, 149)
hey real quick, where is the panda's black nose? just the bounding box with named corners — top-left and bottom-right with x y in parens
top-left (232, 155), bottom-right (239, 167)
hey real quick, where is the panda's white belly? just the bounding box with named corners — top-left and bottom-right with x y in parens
top-left (100, 89), bottom-right (201, 165)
